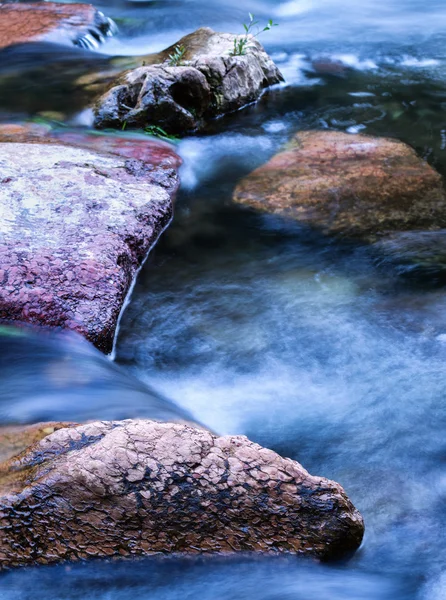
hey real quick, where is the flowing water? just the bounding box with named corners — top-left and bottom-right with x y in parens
top-left (2, 0), bottom-right (446, 597)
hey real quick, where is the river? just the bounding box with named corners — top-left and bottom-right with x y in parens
top-left (2, 0), bottom-right (446, 597)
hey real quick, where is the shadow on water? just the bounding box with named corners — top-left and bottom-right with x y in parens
top-left (0, 42), bottom-right (113, 118)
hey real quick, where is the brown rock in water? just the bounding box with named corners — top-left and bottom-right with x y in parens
top-left (0, 419), bottom-right (364, 568)
top-left (94, 27), bottom-right (284, 134)
top-left (0, 422), bottom-right (75, 463)
top-left (0, 129), bottom-right (181, 352)
top-left (233, 131), bottom-right (446, 240)
top-left (0, 2), bottom-right (113, 49)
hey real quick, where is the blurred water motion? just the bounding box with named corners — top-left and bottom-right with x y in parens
top-left (0, 555), bottom-right (414, 600)
top-left (0, 325), bottom-right (195, 425)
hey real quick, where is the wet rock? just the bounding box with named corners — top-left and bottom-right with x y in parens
top-left (371, 230), bottom-right (446, 284)
top-left (0, 419), bottom-right (364, 567)
top-left (0, 129), bottom-right (181, 352)
top-left (0, 123), bottom-right (50, 142)
top-left (0, 2), bottom-right (114, 50)
top-left (94, 27), bottom-right (284, 134)
top-left (309, 57), bottom-right (350, 77)
top-left (233, 131), bottom-right (446, 241)
top-left (0, 422), bottom-right (74, 463)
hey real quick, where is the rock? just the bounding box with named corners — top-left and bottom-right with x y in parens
top-left (0, 129), bottom-right (181, 352)
top-left (0, 2), bottom-right (114, 50)
top-left (309, 57), bottom-right (350, 77)
top-left (233, 131), bottom-right (446, 241)
top-left (0, 123), bottom-right (50, 142)
top-left (0, 422), bottom-right (74, 463)
top-left (371, 230), bottom-right (446, 283)
top-left (0, 419), bottom-right (364, 568)
top-left (94, 27), bottom-right (284, 134)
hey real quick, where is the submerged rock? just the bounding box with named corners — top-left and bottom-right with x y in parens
top-left (233, 131), bottom-right (446, 241)
top-left (0, 419), bottom-right (364, 568)
top-left (371, 230), bottom-right (446, 284)
top-left (0, 2), bottom-right (114, 50)
top-left (0, 130), bottom-right (180, 352)
top-left (94, 27), bottom-right (284, 134)
top-left (0, 42), bottom-right (116, 117)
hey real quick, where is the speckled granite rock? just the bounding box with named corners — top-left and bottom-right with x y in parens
top-left (0, 2), bottom-right (114, 49)
top-left (0, 131), bottom-right (180, 352)
top-left (233, 131), bottom-right (446, 240)
top-left (0, 419), bottom-right (364, 568)
top-left (94, 27), bottom-right (284, 134)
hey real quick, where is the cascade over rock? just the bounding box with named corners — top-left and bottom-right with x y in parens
top-left (0, 2), bottom-right (113, 49)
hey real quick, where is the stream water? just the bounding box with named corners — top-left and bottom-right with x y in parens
top-left (2, 0), bottom-right (446, 598)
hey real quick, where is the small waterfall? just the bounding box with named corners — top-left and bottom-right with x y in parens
top-left (76, 12), bottom-right (118, 50)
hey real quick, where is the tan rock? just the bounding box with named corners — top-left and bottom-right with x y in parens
top-left (0, 422), bottom-right (75, 463)
top-left (95, 27), bottom-right (284, 134)
top-left (0, 419), bottom-right (364, 567)
top-left (233, 131), bottom-right (446, 240)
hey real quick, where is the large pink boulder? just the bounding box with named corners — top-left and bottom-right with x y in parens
top-left (0, 127), bottom-right (181, 352)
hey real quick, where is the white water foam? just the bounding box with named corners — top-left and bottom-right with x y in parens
top-left (276, 0), bottom-right (314, 17)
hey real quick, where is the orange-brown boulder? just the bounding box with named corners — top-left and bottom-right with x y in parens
top-left (233, 131), bottom-right (446, 240)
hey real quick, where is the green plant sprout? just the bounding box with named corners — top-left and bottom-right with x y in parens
top-left (144, 125), bottom-right (179, 142)
top-left (230, 13), bottom-right (278, 56)
top-left (167, 44), bottom-right (187, 66)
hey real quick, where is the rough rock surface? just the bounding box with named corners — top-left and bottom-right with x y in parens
top-left (0, 419), bottom-right (364, 568)
top-left (94, 27), bottom-right (284, 134)
top-left (0, 131), bottom-right (181, 352)
top-left (0, 2), bottom-right (114, 49)
top-left (233, 131), bottom-right (446, 240)
top-left (0, 422), bottom-right (74, 463)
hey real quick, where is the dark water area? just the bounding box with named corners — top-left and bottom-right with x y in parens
top-left (2, 0), bottom-right (446, 597)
